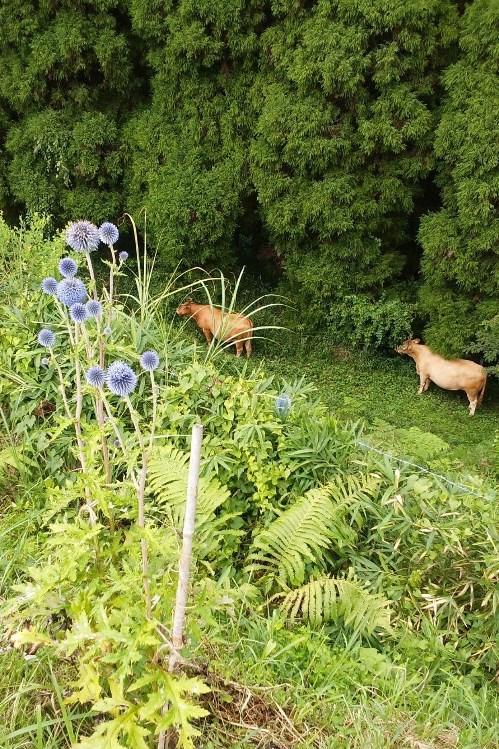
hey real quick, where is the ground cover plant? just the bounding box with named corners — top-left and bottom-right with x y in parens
top-left (0, 217), bottom-right (498, 749)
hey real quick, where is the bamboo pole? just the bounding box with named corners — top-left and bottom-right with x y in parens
top-left (157, 423), bottom-right (203, 749)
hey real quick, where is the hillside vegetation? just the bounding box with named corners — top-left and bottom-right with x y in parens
top-left (0, 218), bottom-right (497, 748)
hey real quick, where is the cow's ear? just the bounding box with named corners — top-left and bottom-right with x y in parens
top-left (413, 338), bottom-right (420, 344)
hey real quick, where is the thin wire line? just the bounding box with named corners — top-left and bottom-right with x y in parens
top-left (356, 440), bottom-right (495, 501)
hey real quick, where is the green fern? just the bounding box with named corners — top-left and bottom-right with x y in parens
top-left (273, 574), bottom-right (392, 634)
top-left (246, 475), bottom-right (378, 587)
top-left (148, 444), bottom-right (230, 526)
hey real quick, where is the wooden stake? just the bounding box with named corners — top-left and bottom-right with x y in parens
top-left (157, 423), bottom-right (203, 749)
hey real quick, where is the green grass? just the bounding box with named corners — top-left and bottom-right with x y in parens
top-left (195, 607), bottom-right (499, 749)
top-left (1, 261), bottom-right (495, 749)
top-left (257, 339), bottom-right (498, 471)
top-left (180, 318), bottom-right (498, 478)
top-left (121, 260), bottom-right (498, 476)
top-left (0, 504), bottom-right (91, 748)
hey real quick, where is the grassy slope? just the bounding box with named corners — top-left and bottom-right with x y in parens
top-left (197, 319), bottom-right (498, 477)
top-left (258, 342), bottom-right (498, 469)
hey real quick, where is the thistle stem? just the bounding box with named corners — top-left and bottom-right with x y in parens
top-left (85, 253), bottom-right (98, 302)
top-left (83, 261), bottom-right (111, 488)
top-left (54, 298), bottom-right (75, 347)
top-left (101, 393), bottom-right (140, 493)
top-left (74, 326), bottom-right (96, 526)
top-left (50, 351), bottom-right (72, 421)
top-left (108, 244), bottom-right (116, 330)
top-left (124, 394), bottom-right (151, 618)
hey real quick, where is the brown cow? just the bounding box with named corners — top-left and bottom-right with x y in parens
top-left (395, 338), bottom-right (487, 416)
top-left (176, 300), bottom-right (253, 358)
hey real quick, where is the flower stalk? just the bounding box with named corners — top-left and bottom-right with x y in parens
top-left (124, 394), bottom-right (151, 618)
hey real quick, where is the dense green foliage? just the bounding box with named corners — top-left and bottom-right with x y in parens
top-left (0, 221), bottom-right (497, 748)
top-left (0, 0), bottom-right (139, 223)
top-left (250, 0), bottom-right (456, 322)
top-left (418, 0), bottom-right (499, 357)
top-left (0, 0), bottom-right (498, 357)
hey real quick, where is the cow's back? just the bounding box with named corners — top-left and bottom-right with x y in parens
top-left (423, 351), bottom-right (486, 391)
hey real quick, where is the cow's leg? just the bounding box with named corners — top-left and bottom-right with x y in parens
top-left (417, 373), bottom-right (430, 394)
top-left (235, 341), bottom-right (244, 357)
top-left (202, 329), bottom-right (213, 344)
top-left (466, 390), bottom-right (478, 416)
top-left (245, 338), bottom-right (252, 358)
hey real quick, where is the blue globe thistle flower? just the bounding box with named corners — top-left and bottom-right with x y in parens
top-left (69, 303), bottom-right (88, 324)
top-left (107, 361), bottom-right (137, 397)
top-left (140, 350), bottom-right (160, 371)
top-left (66, 221), bottom-right (99, 253)
top-left (103, 326), bottom-right (112, 336)
top-left (99, 222), bottom-right (119, 245)
top-left (276, 393), bottom-right (292, 418)
top-left (38, 329), bottom-right (56, 348)
top-left (86, 366), bottom-right (106, 388)
top-left (41, 277), bottom-right (58, 295)
top-left (85, 300), bottom-right (102, 318)
top-left (119, 251), bottom-right (128, 263)
top-left (41, 357), bottom-right (49, 366)
top-left (59, 257), bottom-right (78, 278)
top-left (56, 278), bottom-right (87, 307)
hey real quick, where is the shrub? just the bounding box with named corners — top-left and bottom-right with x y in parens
top-left (327, 292), bottom-right (417, 349)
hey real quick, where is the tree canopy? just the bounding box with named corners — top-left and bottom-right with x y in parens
top-left (0, 0), bottom-right (497, 359)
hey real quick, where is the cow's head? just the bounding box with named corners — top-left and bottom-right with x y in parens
top-left (395, 338), bottom-right (420, 355)
top-left (176, 299), bottom-right (194, 316)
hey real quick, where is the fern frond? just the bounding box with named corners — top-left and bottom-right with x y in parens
top-left (273, 575), bottom-right (392, 634)
top-left (246, 475), bottom-right (381, 589)
top-left (148, 444), bottom-right (230, 527)
top-left (246, 486), bottom-right (354, 587)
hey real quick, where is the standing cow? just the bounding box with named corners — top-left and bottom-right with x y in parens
top-left (395, 338), bottom-right (487, 416)
top-left (176, 300), bottom-right (253, 358)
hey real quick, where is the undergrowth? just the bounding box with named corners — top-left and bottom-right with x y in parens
top-left (0, 217), bottom-right (498, 749)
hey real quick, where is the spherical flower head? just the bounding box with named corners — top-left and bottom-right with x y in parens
top-left (99, 222), bottom-right (119, 245)
top-left (66, 221), bottom-right (99, 253)
top-left (140, 350), bottom-right (160, 372)
top-left (85, 300), bottom-right (102, 319)
top-left (119, 251), bottom-right (128, 263)
top-left (41, 357), bottom-right (49, 366)
top-left (107, 361), bottom-right (137, 397)
top-left (41, 277), bottom-right (58, 295)
top-left (59, 257), bottom-right (78, 278)
top-left (56, 278), bottom-right (87, 307)
top-left (86, 366), bottom-right (106, 388)
top-left (276, 393), bottom-right (292, 418)
top-left (70, 303), bottom-right (88, 324)
top-left (103, 326), bottom-right (112, 336)
top-left (38, 329), bottom-right (56, 348)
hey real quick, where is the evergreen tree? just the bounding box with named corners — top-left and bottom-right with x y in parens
top-left (249, 0), bottom-right (457, 324)
top-left (125, 0), bottom-right (264, 267)
top-left (418, 0), bottom-right (499, 358)
top-left (0, 0), bottom-right (141, 223)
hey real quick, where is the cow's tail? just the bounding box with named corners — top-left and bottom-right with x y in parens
top-left (477, 373), bottom-right (487, 406)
